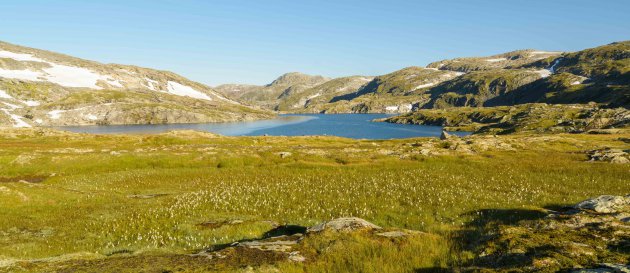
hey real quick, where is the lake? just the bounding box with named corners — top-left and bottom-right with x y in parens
top-left (55, 114), bottom-right (471, 139)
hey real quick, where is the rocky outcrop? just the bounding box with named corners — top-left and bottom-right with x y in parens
top-left (463, 194), bottom-right (630, 272)
top-left (575, 195), bottom-right (630, 213)
top-left (588, 148), bottom-right (630, 164)
top-left (384, 103), bottom-right (630, 135)
top-left (440, 130), bottom-right (453, 140)
top-left (194, 217), bottom-right (396, 265)
top-left (307, 217), bottom-right (382, 233)
top-left (572, 263), bottom-right (630, 273)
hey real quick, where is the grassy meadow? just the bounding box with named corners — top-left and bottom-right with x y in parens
top-left (0, 129), bottom-right (628, 272)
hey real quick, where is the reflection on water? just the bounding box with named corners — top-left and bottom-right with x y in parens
top-left (55, 114), bottom-right (471, 140)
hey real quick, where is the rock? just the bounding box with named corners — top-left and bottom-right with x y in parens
top-left (308, 217), bottom-right (381, 233)
top-left (572, 263), bottom-right (630, 273)
top-left (600, 263), bottom-right (630, 273)
top-left (588, 148), bottom-right (629, 164)
top-left (277, 152), bottom-right (292, 158)
top-left (288, 251), bottom-right (306, 262)
top-left (237, 237), bottom-right (298, 252)
top-left (611, 156), bottom-right (630, 164)
top-left (440, 130), bottom-right (452, 140)
top-left (574, 195), bottom-right (630, 213)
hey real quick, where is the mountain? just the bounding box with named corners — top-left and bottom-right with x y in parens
top-left (312, 67), bottom-right (465, 113)
top-left (263, 41), bottom-right (629, 113)
top-left (276, 75), bottom-right (374, 112)
top-left (0, 41), bottom-right (272, 128)
top-left (489, 41), bottom-right (630, 107)
top-left (426, 49), bottom-right (563, 72)
top-left (215, 72), bottom-right (330, 110)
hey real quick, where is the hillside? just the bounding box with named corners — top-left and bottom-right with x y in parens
top-left (426, 49), bottom-right (563, 72)
top-left (243, 42), bottom-right (629, 114)
top-left (216, 72), bottom-right (330, 110)
top-left (0, 41), bottom-right (273, 128)
top-left (276, 75), bottom-right (374, 112)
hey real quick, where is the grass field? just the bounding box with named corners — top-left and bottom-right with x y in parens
top-left (0, 129), bottom-right (628, 272)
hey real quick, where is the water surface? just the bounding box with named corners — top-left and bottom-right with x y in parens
top-left (55, 114), bottom-right (471, 139)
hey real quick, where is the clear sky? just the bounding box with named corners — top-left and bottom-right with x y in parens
top-left (2, 0), bottom-right (629, 86)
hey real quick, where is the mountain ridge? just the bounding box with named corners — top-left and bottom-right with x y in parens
top-left (0, 41), bottom-right (273, 128)
top-left (239, 41), bottom-right (629, 113)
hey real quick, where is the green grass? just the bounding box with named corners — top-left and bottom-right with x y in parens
top-left (0, 129), bottom-right (628, 272)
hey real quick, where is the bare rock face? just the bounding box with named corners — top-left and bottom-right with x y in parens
top-left (465, 194), bottom-right (630, 272)
top-left (307, 217), bottom-right (381, 233)
top-left (587, 148), bottom-right (630, 164)
top-left (440, 130), bottom-right (453, 140)
top-left (574, 195), bottom-right (630, 213)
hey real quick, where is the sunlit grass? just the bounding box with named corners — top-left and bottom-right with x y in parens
top-left (0, 129), bottom-right (628, 272)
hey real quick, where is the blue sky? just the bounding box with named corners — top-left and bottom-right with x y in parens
top-left (2, 0), bottom-right (629, 86)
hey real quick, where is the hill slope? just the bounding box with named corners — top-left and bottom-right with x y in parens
top-left (0, 41), bottom-right (272, 127)
top-left (250, 42), bottom-right (629, 113)
top-left (216, 72), bottom-right (330, 110)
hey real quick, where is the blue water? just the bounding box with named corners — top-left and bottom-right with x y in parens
top-left (55, 114), bottom-right (471, 139)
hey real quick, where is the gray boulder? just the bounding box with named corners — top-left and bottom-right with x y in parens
top-left (588, 148), bottom-right (629, 164)
top-left (574, 195), bottom-right (630, 213)
top-left (308, 217), bottom-right (381, 233)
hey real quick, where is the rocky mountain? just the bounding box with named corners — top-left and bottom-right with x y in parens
top-left (215, 72), bottom-right (330, 110)
top-left (0, 41), bottom-right (272, 128)
top-left (276, 75), bottom-right (374, 112)
top-left (244, 41), bottom-right (629, 114)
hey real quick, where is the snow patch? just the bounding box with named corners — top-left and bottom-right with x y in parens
top-left (0, 109), bottom-right (31, 127)
top-left (0, 50), bottom-right (45, 62)
top-left (548, 58), bottom-right (562, 73)
top-left (34, 119), bottom-right (43, 124)
top-left (425, 67), bottom-right (439, 71)
top-left (485, 58), bottom-right (507, 62)
top-left (0, 90), bottom-right (13, 99)
top-left (385, 106), bottom-right (399, 111)
top-left (144, 78), bottom-right (158, 91)
top-left (42, 63), bottom-right (105, 89)
top-left (85, 114), bottom-right (98, 120)
top-left (535, 58), bottom-right (563, 78)
top-left (2, 102), bottom-right (21, 110)
top-left (307, 93), bottom-right (321, 100)
top-left (413, 82), bottom-right (437, 90)
top-left (535, 69), bottom-right (552, 78)
top-left (48, 110), bottom-right (66, 119)
top-left (105, 78), bottom-right (123, 88)
top-left (0, 50), bottom-right (125, 89)
top-left (23, 100), bottom-right (40, 107)
top-left (166, 81), bottom-right (212, 101)
top-left (0, 68), bottom-right (43, 81)
top-left (529, 51), bottom-right (561, 55)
